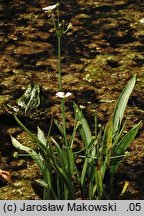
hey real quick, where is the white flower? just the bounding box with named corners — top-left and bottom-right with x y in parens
top-left (56, 92), bottom-right (72, 98)
top-left (42, 3), bottom-right (59, 13)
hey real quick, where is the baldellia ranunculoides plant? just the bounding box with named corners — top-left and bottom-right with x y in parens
top-left (11, 3), bottom-right (141, 199)
top-left (12, 3), bottom-right (76, 200)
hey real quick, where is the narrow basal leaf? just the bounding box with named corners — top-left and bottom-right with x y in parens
top-left (68, 147), bottom-right (75, 176)
top-left (112, 118), bottom-right (127, 149)
top-left (114, 121), bottom-right (141, 155)
top-left (101, 118), bottom-right (113, 156)
top-left (62, 146), bottom-right (69, 172)
top-left (113, 76), bottom-right (136, 135)
top-left (54, 119), bottom-right (64, 135)
top-left (61, 146), bottom-right (74, 177)
top-left (35, 179), bottom-right (48, 188)
top-left (96, 165), bottom-right (103, 199)
top-left (37, 127), bottom-right (47, 146)
top-left (14, 115), bottom-right (48, 155)
top-left (11, 136), bottom-right (43, 170)
top-left (81, 158), bottom-right (88, 186)
top-left (73, 102), bottom-right (92, 147)
top-left (53, 165), bottom-right (75, 198)
top-left (51, 138), bottom-right (66, 171)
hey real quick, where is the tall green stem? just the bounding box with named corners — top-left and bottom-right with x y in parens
top-left (61, 98), bottom-right (68, 146)
top-left (58, 35), bottom-right (62, 91)
top-left (57, 29), bottom-right (68, 147)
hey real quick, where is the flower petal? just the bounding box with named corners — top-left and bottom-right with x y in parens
top-left (42, 4), bottom-right (59, 13)
top-left (56, 92), bottom-right (72, 98)
top-left (65, 92), bottom-right (72, 97)
top-left (56, 92), bottom-right (65, 98)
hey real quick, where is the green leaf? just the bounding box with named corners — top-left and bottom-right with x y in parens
top-left (14, 115), bottom-right (49, 157)
top-left (11, 136), bottom-right (44, 170)
top-left (35, 179), bottom-right (48, 188)
top-left (101, 118), bottom-right (113, 156)
top-left (96, 166), bottom-right (103, 199)
top-left (61, 146), bottom-right (69, 172)
top-left (53, 165), bottom-right (75, 198)
top-left (112, 118), bottom-right (127, 149)
top-left (81, 158), bottom-right (88, 186)
top-left (14, 114), bottom-right (34, 138)
top-left (100, 153), bottom-right (111, 180)
top-left (69, 120), bottom-right (79, 148)
top-left (113, 76), bottom-right (136, 135)
top-left (51, 138), bottom-right (66, 170)
top-left (73, 102), bottom-right (92, 147)
top-left (37, 127), bottom-right (47, 146)
top-left (54, 119), bottom-right (64, 136)
top-left (67, 147), bottom-right (75, 176)
top-left (88, 168), bottom-right (97, 199)
top-left (114, 121), bottom-right (141, 155)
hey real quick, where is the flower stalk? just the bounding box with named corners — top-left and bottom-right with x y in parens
top-left (43, 3), bottom-right (72, 147)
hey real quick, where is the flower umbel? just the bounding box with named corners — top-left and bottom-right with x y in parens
top-left (56, 92), bottom-right (72, 98)
top-left (42, 3), bottom-right (59, 13)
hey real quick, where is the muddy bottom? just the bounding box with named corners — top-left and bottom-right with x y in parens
top-left (0, 0), bottom-right (144, 199)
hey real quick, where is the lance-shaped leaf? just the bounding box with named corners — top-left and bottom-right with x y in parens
top-left (11, 136), bottom-right (44, 170)
top-left (101, 117), bottom-right (113, 157)
top-left (73, 102), bottom-right (92, 147)
top-left (37, 127), bottom-right (47, 146)
top-left (114, 121), bottom-right (141, 155)
top-left (113, 76), bottom-right (136, 136)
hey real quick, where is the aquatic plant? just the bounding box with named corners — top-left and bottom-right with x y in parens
top-left (11, 4), bottom-right (141, 200)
